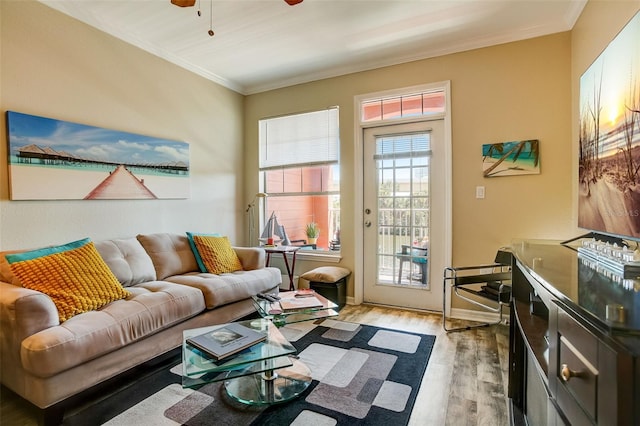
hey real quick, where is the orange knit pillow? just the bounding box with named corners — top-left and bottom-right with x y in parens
top-left (192, 235), bottom-right (243, 274)
top-left (7, 239), bottom-right (130, 322)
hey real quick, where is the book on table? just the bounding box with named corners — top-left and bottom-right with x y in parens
top-left (186, 322), bottom-right (267, 361)
top-left (279, 295), bottom-right (323, 311)
top-left (294, 288), bottom-right (316, 298)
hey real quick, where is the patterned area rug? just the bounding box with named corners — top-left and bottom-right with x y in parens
top-left (65, 319), bottom-right (435, 426)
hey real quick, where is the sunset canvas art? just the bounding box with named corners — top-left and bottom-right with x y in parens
top-left (578, 12), bottom-right (640, 238)
top-left (6, 111), bottom-right (190, 200)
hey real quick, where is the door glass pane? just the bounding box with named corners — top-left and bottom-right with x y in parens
top-left (382, 97), bottom-right (402, 120)
top-left (401, 95), bottom-right (423, 117)
top-left (362, 100), bottom-right (382, 122)
top-left (375, 133), bottom-right (431, 287)
top-left (423, 91), bottom-right (446, 114)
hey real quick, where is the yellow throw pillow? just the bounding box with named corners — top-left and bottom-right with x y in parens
top-left (192, 235), bottom-right (243, 274)
top-left (7, 239), bottom-right (130, 322)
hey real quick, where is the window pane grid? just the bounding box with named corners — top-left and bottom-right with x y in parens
top-left (375, 132), bottom-right (431, 285)
top-left (264, 165), bottom-right (338, 194)
top-left (258, 135), bottom-right (340, 252)
top-left (362, 90), bottom-right (445, 123)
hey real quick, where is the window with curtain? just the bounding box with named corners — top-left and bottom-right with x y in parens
top-left (259, 107), bottom-right (340, 251)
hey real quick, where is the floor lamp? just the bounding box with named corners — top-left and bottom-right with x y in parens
top-left (246, 192), bottom-right (268, 246)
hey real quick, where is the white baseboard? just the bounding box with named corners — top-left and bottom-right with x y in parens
top-left (343, 298), bottom-right (508, 325)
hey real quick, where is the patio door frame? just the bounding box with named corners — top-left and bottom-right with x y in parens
top-left (353, 81), bottom-right (452, 311)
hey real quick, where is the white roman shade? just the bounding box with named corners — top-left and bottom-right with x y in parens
top-left (259, 107), bottom-right (339, 170)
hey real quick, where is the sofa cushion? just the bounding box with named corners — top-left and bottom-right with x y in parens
top-left (192, 235), bottom-right (243, 274)
top-left (165, 268), bottom-right (281, 309)
top-left (6, 239), bottom-right (130, 322)
top-left (0, 249), bottom-right (26, 286)
top-left (20, 281), bottom-right (205, 378)
top-left (136, 233), bottom-right (198, 280)
top-left (186, 231), bottom-right (220, 272)
top-left (233, 246), bottom-right (266, 271)
top-left (94, 238), bottom-right (156, 287)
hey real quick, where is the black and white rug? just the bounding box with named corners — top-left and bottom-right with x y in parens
top-left (65, 320), bottom-right (436, 426)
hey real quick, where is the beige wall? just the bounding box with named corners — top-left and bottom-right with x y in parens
top-left (245, 32), bottom-right (574, 298)
top-left (3, 0), bottom-right (638, 307)
top-left (0, 1), bottom-right (245, 250)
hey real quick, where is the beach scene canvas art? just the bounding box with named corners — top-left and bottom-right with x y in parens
top-left (482, 139), bottom-right (540, 177)
top-left (578, 12), bottom-right (640, 238)
top-left (6, 111), bottom-right (189, 200)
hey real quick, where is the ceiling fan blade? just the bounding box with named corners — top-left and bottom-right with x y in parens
top-left (172, 0), bottom-right (299, 6)
top-left (171, 0), bottom-right (196, 7)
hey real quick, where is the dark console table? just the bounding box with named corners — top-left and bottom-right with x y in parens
top-left (509, 240), bottom-right (640, 425)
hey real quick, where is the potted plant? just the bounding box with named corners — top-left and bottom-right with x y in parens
top-left (305, 222), bottom-right (320, 244)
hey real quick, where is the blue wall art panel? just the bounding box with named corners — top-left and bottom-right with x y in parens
top-left (482, 139), bottom-right (540, 178)
top-left (6, 111), bottom-right (190, 200)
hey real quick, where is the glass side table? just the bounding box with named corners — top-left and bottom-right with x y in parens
top-left (252, 290), bottom-right (339, 326)
top-left (182, 318), bottom-right (312, 405)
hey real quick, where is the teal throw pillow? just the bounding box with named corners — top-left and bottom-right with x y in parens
top-left (186, 232), bottom-right (220, 272)
top-left (5, 238), bottom-right (92, 263)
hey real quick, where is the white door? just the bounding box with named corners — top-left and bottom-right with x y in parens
top-left (363, 120), bottom-right (446, 311)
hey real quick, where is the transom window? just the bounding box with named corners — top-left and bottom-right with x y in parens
top-left (361, 90), bottom-right (445, 123)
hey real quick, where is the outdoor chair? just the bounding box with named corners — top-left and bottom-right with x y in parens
top-left (396, 244), bottom-right (428, 285)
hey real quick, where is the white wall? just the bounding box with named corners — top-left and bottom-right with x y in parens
top-left (0, 1), bottom-right (245, 250)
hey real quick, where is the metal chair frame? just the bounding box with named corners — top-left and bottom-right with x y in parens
top-left (442, 262), bottom-right (511, 332)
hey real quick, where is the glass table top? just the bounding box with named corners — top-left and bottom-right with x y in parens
top-left (251, 290), bottom-right (339, 326)
top-left (181, 318), bottom-right (296, 388)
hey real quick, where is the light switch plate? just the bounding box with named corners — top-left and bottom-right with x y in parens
top-left (476, 186), bottom-right (485, 199)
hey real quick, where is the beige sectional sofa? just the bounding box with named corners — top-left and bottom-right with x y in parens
top-left (0, 232), bottom-right (281, 423)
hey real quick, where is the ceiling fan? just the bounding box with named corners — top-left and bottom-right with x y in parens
top-left (171, 0), bottom-right (302, 7)
top-left (171, 0), bottom-right (303, 36)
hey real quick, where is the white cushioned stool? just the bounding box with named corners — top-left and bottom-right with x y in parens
top-left (300, 266), bottom-right (350, 309)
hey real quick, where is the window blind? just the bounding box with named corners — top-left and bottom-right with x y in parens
top-left (259, 107), bottom-right (339, 170)
top-left (374, 131), bottom-right (432, 160)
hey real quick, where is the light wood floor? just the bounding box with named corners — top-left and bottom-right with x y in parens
top-left (0, 304), bottom-right (510, 425)
top-left (338, 305), bottom-right (510, 426)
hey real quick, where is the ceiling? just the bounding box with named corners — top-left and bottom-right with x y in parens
top-left (41, 0), bottom-right (587, 95)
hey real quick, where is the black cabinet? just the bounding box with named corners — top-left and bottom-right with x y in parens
top-left (509, 241), bottom-right (640, 425)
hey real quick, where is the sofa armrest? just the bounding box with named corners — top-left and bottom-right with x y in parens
top-left (233, 247), bottom-right (265, 271)
top-left (0, 281), bottom-right (59, 345)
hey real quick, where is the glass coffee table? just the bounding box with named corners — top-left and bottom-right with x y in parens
top-left (251, 290), bottom-right (339, 326)
top-left (182, 318), bottom-right (312, 405)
